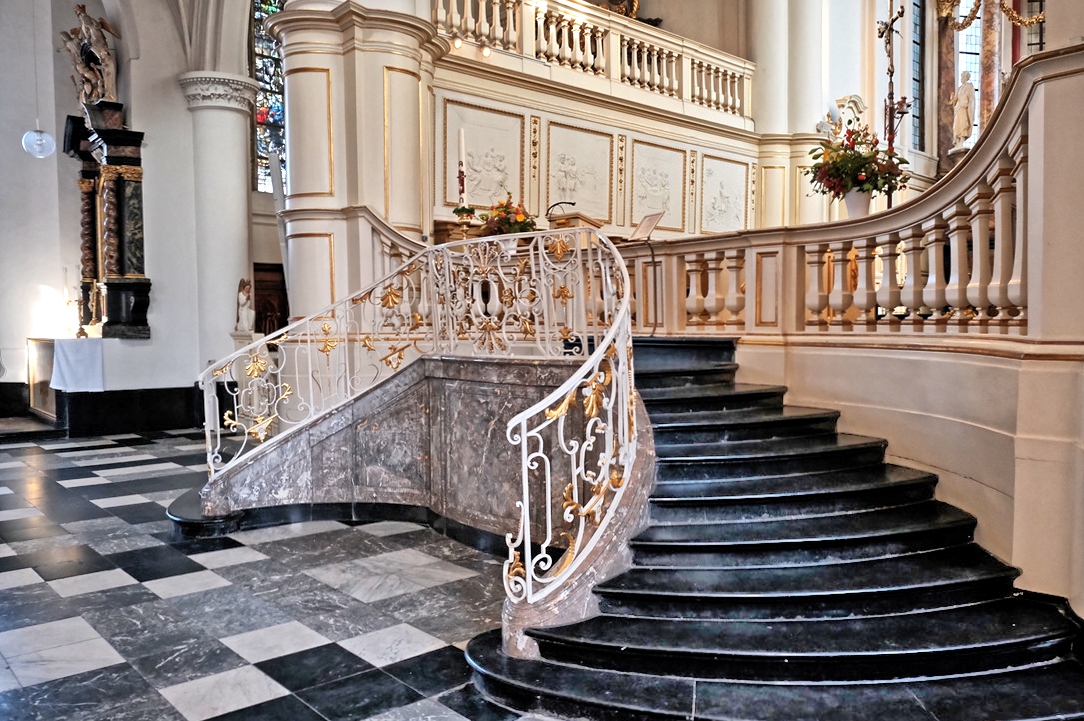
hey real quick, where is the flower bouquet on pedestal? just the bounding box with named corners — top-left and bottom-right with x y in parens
top-left (477, 193), bottom-right (536, 237)
top-left (804, 123), bottom-right (910, 215)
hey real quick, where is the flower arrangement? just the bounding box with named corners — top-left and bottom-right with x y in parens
top-left (477, 193), bottom-right (537, 236)
top-left (805, 123), bottom-right (910, 200)
top-left (452, 205), bottom-right (474, 218)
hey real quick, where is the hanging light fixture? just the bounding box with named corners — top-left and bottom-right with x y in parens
top-left (22, 3), bottom-right (56, 159)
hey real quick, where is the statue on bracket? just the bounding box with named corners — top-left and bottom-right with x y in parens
top-left (61, 5), bottom-right (121, 105)
top-left (235, 279), bottom-right (255, 334)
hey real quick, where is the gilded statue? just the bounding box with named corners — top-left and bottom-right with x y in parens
top-left (61, 5), bottom-right (121, 105)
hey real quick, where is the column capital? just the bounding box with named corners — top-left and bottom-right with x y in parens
top-left (178, 71), bottom-right (259, 113)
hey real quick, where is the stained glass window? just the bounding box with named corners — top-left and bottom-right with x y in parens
top-left (1025, 0), bottom-right (1045, 56)
top-left (254, 0), bottom-right (286, 193)
top-left (911, 0), bottom-right (925, 152)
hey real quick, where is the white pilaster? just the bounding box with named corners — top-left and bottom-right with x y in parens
top-left (747, 0), bottom-right (789, 135)
top-left (179, 71), bottom-right (258, 366)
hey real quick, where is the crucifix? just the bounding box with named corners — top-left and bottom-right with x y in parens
top-left (877, 0), bottom-right (912, 208)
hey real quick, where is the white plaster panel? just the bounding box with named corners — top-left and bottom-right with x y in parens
top-left (445, 101), bottom-right (524, 209)
top-left (1015, 362), bottom-right (1083, 441)
top-left (385, 68), bottom-right (423, 231)
top-left (700, 156), bottom-right (748, 232)
top-left (631, 142), bottom-right (685, 232)
top-left (759, 166), bottom-right (787, 228)
top-left (916, 460), bottom-right (1014, 563)
top-left (1012, 451), bottom-right (1076, 597)
top-left (285, 67), bottom-right (334, 198)
top-left (546, 123), bottom-right (613, 224)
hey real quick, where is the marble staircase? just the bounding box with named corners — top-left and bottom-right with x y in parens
top-left (466, 338), bottom-right (1084, 720)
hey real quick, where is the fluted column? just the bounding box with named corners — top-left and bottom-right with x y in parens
top-left (179, 71), bottom-right (258, 364)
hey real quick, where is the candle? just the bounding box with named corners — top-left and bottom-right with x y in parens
top-left (458, 128), bottom-right (467, 205)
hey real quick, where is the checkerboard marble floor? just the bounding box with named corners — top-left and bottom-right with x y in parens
top-left (0, 430), bottom-right (540, 721)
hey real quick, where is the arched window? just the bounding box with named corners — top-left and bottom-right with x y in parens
top-left (254, 0), bottom-right (286, 192)
top-left (955, 11), bottom-right (981, 148)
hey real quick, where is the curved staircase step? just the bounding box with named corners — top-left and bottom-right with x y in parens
top-left (649, 464), bottom-right (938, 523)
top-left (631, 501), bottom-right (977, 568)
top-left (635, 362), bottom-right (739, 390)
top-left (596, 544), bottom-right (1019, 619)
top-left (650, 405), bottom-right (841, 443)
top-left (639, 383), bottom-right (786, 414)
top-left (468, 630), bottom-right (1084, 721)
top-left (656, 433), bottom-right (887, 480)
top-left (526, 598), bottom-right (1079, 682)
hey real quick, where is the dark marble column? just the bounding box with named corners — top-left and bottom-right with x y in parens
top-left (77, 177), bottom-right (98, 326)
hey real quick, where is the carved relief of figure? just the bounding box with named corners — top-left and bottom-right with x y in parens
top-left (950, 71), bottom-right (976, 149)
top-left (467, 148), bottom-right (510, 205)
top-left (705, 181), bottom-right (742, 231)
top-left (60, 30), bottom-right (99, 105)
top-left (236, 279), bottom-right (255, 333)
top-left (636, 166), bottom-right (671, 214)
top-left (70, 5), bottom-right (121, 104)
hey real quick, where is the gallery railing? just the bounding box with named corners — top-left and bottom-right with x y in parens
top-left (613, 45), bottom-right (1084, 341)
top-left (433, 0), bottom-right (753, 120)
top-left (199, 227), bottom-right (634, 604)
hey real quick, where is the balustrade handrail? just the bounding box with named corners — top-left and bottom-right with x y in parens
top-left (199, 226), bottom-right (634, 605)
top-left (615, 43), bottom-right (1084, 342)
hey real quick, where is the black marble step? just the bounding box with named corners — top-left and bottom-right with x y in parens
top-left (526, 598), bottom-right (1079, 682)
top-left (656, 433), bottom-right (888, 481)
top-left (650, 405), bottom-right (841, 444)
top-left (639, 383), bottom-right (786, 414)
top-left (631, 337), bottom-right (737, 373)
top-left (634, 362), bottom-right (739, 390)
top-left (596, 544), bottom-right (1019, 619)
top-left (469, 630), bottom-right (1084, 721)
top-left (631, 501), bottom-right (977, 568)
top-left (649, 464), bottom-right (938, 523)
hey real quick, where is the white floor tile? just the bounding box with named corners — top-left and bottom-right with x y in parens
top-left (101, 433), bottom-right (143, 440)
top-left (159, 665), bottom-right (289, 721)
top-left (0, 664), bottom-right (19, 693)
top-left (143, 570), bottom-right (232, 599)
top-left (366, 699), bottom-right (471, 721)
top-left (91, 494), bottom-right (151, 508)
top-left (185, 464), bottom-right (208, 472)
top-left (58, 477), bottom-right (113, 488)
top-left (56, 446), bottom-right (139, 458)
top-left (0, 483), bottom-right (14, 490)
top-left (73, 453), bottom-right (157, 467)
top-left (94, 462), bottom-right (182, 477)
top-left (0, 617), bottom-right (100, 658)
top-left (39, 440), bottom-right (118, 450)
top-left (189, 546), bottom-right (268, 569)
top-left (220, 621), bottom-right (330, 663)
top-left (338, 623), bottom-right (446, 667)
top-left (7, 636), bottom-right (125, 686)
top-left (228, 520), bottom-right (346, 545)
top-left (0, 568), bottom-right (44, 591)
top-left (47, 569), bottom-right (139, 598)
top-left (0, 508), bottom-right (43, 522)
top-left (354, 549), bottom-right (442, 574)
top-left (0, 443), bottom-right (37, 450)
top-left (357, 520), bottom-right (425, 537)
top-left (0, 543), bottom-right (15, 558)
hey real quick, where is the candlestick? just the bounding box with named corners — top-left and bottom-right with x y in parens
top-left (458, 128), bottom-right (467, 206)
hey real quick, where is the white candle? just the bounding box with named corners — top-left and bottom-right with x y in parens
top-left (458, 128), bottom-right (467, 204)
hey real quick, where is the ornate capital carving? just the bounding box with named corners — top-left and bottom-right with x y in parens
top-left (178, 71), bottom-right (258, 113)
top-left (100, 165), bottom-right (143, 182)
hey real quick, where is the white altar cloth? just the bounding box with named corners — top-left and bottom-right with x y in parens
top-left (51, 338), bottom-right (105, 392)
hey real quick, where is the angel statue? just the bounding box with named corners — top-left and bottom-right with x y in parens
top-left (62, 5), bottom-right (121, 104)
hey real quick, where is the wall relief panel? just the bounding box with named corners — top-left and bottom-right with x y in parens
top-left (701, 155), bottom-right (749, 233)
top-left (631, 141), bottom-right (686, 232)
top-left (443, 100), bottom-right (525, 209)
top-left (546, 122), bottom-right (614, 224)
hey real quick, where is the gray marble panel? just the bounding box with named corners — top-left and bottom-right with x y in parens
top-left (224, 431), bottom-right (314, 510)
top-left (355, 383), bottom-right (431, 505)
top-left (312, 424), bottom-right (355, 503)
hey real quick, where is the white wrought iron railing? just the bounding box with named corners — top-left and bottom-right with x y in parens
top-left (199, 227), bottom-right (634, 604)
top-left (433, 0), bottom-right (753, 120)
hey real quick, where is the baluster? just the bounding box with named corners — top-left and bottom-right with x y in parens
top-left (851, 237), bottom-right (880, 331)
top-left (965, 185), bottom-right (994, 327)
top-left (804, 244), bottom-right (830, 328)
top-left (690, 61), bottom-right (700, 104)
top-left (1008, 130), bottom-right (1028, 326)
top-left (436, 0), bottom-right (448, 31)
top-left (593, 28), bottom-right (606, 75)
top-left (713, 67), bottom-right (724, 110)
top-left (476, 0), bottom-right (490, 44)
top-left (921, 217), bottom-right (949, 324)
top-left (667, 51), bottom-right (678, 96)
top-left (827, 240), bottom-right (854, 329)
top-left (898, 225), bottom-right (926, 327)
top-left (943, 202), bottom-right (972, 329)
top-left (636, 42), bottom-right (648, 87)
top-left (535, 8), bottom-right (547, 59)
top-left (703, 252), bottom-right (724, 323)
top-left (491, 0), bottom-right (504, 47)
top-left (875, 233), bottom-right (901, 326)
top-left (462, 0), bottom-right (475, 40)
top-left (545, 12), bottom-right (558, 62)
top-left (630, 41), bottom-right (641, 86)
top-left (730, 72), bottom-right (741, 114)
top-left (569, 21), bottom-right (583, 69)
top-left (685, 254), bottom-right (706, 325)
top-left (449, 0), bottom-right (461, 37)
top-left (724, 249), bottom-right (745, 328)
top-left (504, 0), bottom-right (516, 48)
top-left (582, 23), bottom-right (595, 72)
top-left (620, 36), bottom-right (631, 83)
top-left (988, 158), bottom-right (1016, 331)
top-left (656, 48), bottom-right (668, 96)
top-left (557, 17), bottom-right (571, 65)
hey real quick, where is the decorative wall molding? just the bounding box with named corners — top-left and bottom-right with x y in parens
top-left (178, 71), bottom-right (258, 112)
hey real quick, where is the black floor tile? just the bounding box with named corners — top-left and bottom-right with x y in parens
top-left (256, 643), bottom-right (374, 692)
top-left (122, 472), bottom-right (206, 495)
top-left (207, 695), bottom-right (327, 721)
top-left (296, 670), bottom-right (424, 721)
top-left (107, 545), bottom-right (205, 581)
top-left (109, 502), bottom-right (170, 525)
top-left (35, 555), bottom-right (119, 581)
top-left (0, 494), bottom-right (35, 511)
top-left (437, 684), bottom-right (521, 721)
top-left (383, 645), bottom-right (474, 697)
top-left (155, 534), bottom-right (244, 555)
top-left (0, 514), bottom-right (69, 542)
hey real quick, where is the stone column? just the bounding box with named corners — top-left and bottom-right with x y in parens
top-left (979, 0), bottom-right (1001, 130)
top-left (787, 0), bottom-right (825, 134)
top-left (179, 71), bottom-right (258, 365)
top-left (748, 0), bottom-right (789, 135)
